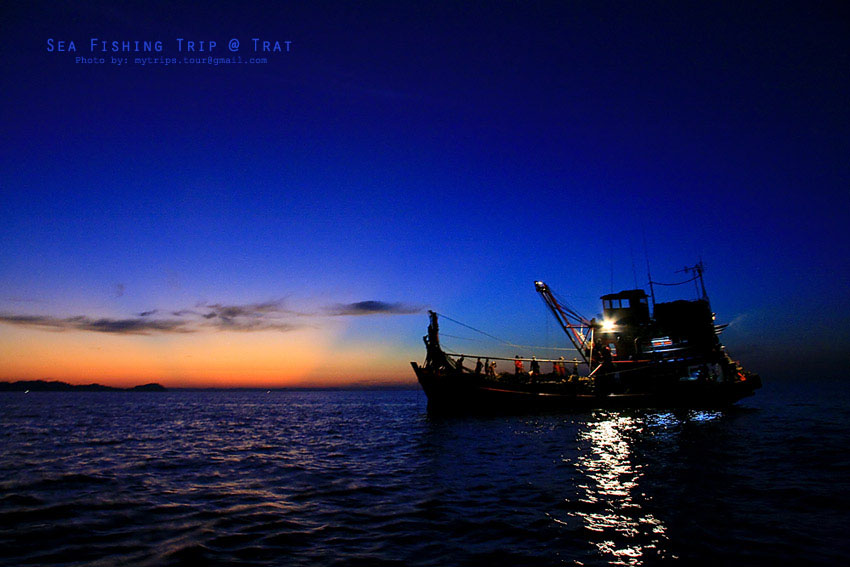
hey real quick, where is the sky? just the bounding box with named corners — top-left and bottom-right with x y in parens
top-left (1, 1), bottom-right (848, 387)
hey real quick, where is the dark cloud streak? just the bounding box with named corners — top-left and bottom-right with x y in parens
top-left (197, 300), bottom-right (304, 331)
top-left (0, 314), bottom-right (190, 335)
top-left (328, 301), bottom-right (423, 316)
top-left (200, 301), bottom-right (286, 320)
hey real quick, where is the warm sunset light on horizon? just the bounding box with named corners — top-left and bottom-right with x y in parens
top-left (0, 308), bottom-right (422, 388)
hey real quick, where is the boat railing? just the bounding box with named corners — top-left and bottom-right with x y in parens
top-left (443, 352), bottom-right (582, 364)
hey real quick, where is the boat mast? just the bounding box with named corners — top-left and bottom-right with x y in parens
top-left (645, 252), bottom-right (656, 314)
top-left (534, 281), bottom-right (591, 366)
top-left (695, 260), bottom-right (708, 301)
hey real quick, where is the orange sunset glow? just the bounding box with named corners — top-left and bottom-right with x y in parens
top-left (0, 322), bottom-right (418, 388)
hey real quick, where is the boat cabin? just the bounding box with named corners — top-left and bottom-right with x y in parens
top-left (597, 290), bottom-right (650, 360)
top-left (601, 289), bottom-right (650, 326)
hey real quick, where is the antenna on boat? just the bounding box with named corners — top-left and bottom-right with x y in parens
top-left (631, 244), bottom-right (638, 289)
top-left (643, 232), bottom-right (656, 312)
top-left (676, 261), bottom-right (710, 304)
top-left (691, 259), bottom-right (709, 302)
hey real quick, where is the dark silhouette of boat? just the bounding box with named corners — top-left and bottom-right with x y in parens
top-left (412, 263), bottom-right (761, 413)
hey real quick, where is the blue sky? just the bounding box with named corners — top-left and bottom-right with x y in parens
top-left (1, 1), bottom-right (848, 385)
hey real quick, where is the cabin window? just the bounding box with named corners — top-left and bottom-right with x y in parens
top-left (639, 297), bottom-right (647, 305)
top-left (624, 298), bottom-right (632, 308)
top-left (603, 299), bottom-right (611, 309)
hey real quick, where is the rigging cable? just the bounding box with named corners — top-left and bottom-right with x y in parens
top-left (435, 312), bottom-right (577, 353)
top-left (650, 274), bottom-right (700, 287)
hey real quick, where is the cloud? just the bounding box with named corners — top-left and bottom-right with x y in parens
top-left (194, 300), bottom-right (305, 331)
top-left (171, 309), bottom-right (199, 317)
top-left (0, 314), bottom-right (190, 335)
top-left (0, 297), bottom-right (422, 336)
top-left (78, 317), bottom-right (189, 334)
top-left (199, 300), bottom-right (284, 321)
top-left (211, 319), bottom-right (302, 332)
top-left (328, 301), bottom-right (423, 316)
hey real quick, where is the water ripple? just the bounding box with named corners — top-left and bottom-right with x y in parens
top-left (1, 386), bottom-right (849, 565)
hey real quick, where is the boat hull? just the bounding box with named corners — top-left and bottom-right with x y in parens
top-left (412, 362), bottom-right (761, 414)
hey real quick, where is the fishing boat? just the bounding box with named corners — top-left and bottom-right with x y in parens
top-left (411, 262), bottom-right (761, 413)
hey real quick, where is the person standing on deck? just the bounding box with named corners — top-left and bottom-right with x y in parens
top-left (554, 356), bottom-right (566, 377)
top-left (514, 356), bottom-right (524, 375)
top-left (529, 356), bottom-right (540, 385)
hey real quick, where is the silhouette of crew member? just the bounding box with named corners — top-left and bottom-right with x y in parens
top-left (484, 358), bottom-right (493, 377)
top-left (601, 345), bottom-right (614, 370)
top-left (554, 356), bottom-right (566, 377)
top-left (529, 356), bottom-right (540, 385)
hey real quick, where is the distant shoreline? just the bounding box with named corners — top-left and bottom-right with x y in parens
top-left (0, 380), bottom-right (166, 392)
top-left (0, 380), bottom-right (419, 392)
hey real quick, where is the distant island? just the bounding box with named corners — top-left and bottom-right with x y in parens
top-left (0, 380), bottom-right (166, 392)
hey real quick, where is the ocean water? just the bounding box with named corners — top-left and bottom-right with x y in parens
top-left (1, 380), bottom-right (849, 566)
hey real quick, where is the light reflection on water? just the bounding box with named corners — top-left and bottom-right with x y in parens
top-left (564, 410), bottom-right (723, 565)
top-left (575, 414), bottom-right (665, 565)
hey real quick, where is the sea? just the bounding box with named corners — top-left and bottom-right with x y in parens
top-left (1, 379), bottom-right (849, 566)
